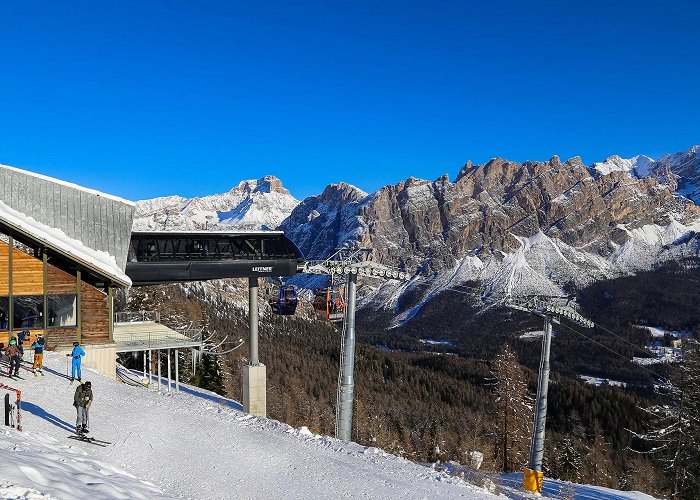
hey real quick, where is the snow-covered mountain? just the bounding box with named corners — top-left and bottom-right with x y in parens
top-left (132, 147), bottom-right (700, 323)
top-left (280, 147), bottom-right (700, 322)
top-left (133, 175), bottom-right (299, 231)
top-left (592, 154), bottom-right (655, 177)
top-left (593, 145), bottom-right (700, 203)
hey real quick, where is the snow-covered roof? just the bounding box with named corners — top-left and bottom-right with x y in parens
top-left (0, 163), bottom-right (135, 206)
top-left (0, 162), bottom-right (135, 272)
top-left (0, 199), bottom-right (131, 286)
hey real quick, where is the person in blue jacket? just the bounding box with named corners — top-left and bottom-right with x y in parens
top-left (70, 341), bottom-right (86, 383)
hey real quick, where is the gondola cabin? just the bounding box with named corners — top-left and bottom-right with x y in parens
top-left (312, 288), bottom-right (345, 323)
top-left (270, 285), bottom-right (298, 315)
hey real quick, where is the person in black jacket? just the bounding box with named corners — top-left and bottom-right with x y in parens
top-left (73, 381), bottom-right (93, 433)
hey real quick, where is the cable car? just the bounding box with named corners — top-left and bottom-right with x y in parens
top-left (312, 288), bottom-right (345, 323)
top-left (269, 284), bottom-right (299, 315)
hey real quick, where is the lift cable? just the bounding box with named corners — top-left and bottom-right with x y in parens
top-left (557, 321), bottom-right (670, 384)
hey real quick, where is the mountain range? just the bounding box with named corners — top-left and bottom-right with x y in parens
top-left (133, 146), bottom-right (700, 321)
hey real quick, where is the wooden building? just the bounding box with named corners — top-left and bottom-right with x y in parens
top-left (0, 163), bottom-right (135, 377)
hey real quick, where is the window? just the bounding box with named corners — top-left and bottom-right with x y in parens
top-left (48, 295), bottom-right (77, 328)
top-left (0, 297), bottom-right (8, 331)
top-left (13, 295), bottom-right (43, 329)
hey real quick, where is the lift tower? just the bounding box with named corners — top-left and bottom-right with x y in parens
top-left (507, 296), bottom-right (594, 494)
top-left (303, 248), bottom-right (410, 441)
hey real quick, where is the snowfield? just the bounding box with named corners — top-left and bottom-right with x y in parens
top-left (0, 353), bottom-right (495, 499)
top-left (0, 353), bottom-right (658, 499)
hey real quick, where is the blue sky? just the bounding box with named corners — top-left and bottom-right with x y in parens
top-left (0, 1), bottom-right (698, 201)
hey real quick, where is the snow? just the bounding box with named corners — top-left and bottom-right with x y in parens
top-left (591, 155), bottom-right (655, 178)
top-left (498, 473), bottom-right (656, 499)
top-left (419, 339), bottom-right (457, 347)
top-left (133, 176), bottom-right (299, 231)
top-left (0, 200), bottom-right (131, 286)
top-left (0, 353), bottom-right (497, 499)
top-left (0, 163), bottom-right (136, 207)
top-left (579, 375), bottom-right (627, 388)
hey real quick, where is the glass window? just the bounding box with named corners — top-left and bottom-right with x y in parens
top-left (48, 295), bottom-right (77, 328)
top-left (13, 295), bottom-right (43, 329)
top-left (0, 297), bottom-right (8, 331)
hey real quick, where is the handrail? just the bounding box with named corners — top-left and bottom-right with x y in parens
top-left (114, 311), bottom-right (161, 324)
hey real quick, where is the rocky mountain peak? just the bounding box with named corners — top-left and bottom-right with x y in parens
top-left (234, 175), bottom-right (290, 195)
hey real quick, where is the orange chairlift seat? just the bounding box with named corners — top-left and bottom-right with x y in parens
top-left (312, 288), bottom-right (345, 323)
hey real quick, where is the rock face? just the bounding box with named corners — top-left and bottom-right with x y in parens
top-left (593, 145), bottom-right (700, 203)
top-left (133, 176), bottom-right (299, 231)
top-left (281, 149), bottom-right (700, 320)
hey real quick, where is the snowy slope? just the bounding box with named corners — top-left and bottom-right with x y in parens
top-left (592, 146), bottom-right (700, 203)
top-left (0, 355), bottom-right (657, 500)
top-left (133, 176), bottom-right (299, 231)
top-left (0, 353), bottom-right (496, 499)
top-left (592, 155), bottom-right (655, 177)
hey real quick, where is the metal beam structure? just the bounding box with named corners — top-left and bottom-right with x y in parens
top-left (126, 231), bottom-right (303, 285)
top-left (302, 247), bottom-right (410, 441)
top-left (506, 295), bottom-right (593, 494)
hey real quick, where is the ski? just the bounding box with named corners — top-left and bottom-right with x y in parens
top-left (67, 435), bottom-right (111, 447)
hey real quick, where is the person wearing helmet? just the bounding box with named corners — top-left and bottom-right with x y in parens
top-left (5, 338), bottom-right (20, 377)
top-left (70, 341), bottom-right (86, 383)
top-left (31, 334), bottom-right (46, 376)
top-left (73, 380), bottom-right (93, 434)
top-left (16, 330), bottom-right (30, 361)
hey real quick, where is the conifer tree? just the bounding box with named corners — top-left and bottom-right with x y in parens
top-left (491, 343), bottom-right (533, 472)
top-left (634, 338), bottom-right (700, 498)
top-left (193, 352), bottom-right (226, 395)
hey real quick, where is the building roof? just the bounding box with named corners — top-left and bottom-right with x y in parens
top-left (0, 163), bottom-right (135, 273)
top-left (0, 163), bottom-right (136, 286)
top-left (0, 199), bottom-right (131, 286)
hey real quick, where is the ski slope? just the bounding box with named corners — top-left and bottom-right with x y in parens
top-left (0, 353), bottom-right (658, 499)
top-left (0, 353), bottom-right (494, 499)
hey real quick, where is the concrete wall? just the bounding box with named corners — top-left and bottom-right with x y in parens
top-left (0, 165), bottom-right (135, 270)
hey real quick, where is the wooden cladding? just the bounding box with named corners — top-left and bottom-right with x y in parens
top-left (0, 240), bottom-right (110, 346)
top-left (0, 243), bottom-right (8, 295)
top-left (47, 265), bottom-right (77, 294)
top-left (12, 248), bottom-right (44, 295)
top-left (81, 282), bottom-right (108, 345)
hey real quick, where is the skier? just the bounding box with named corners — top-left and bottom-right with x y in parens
top-left (73, 380), bottom-right (93, 434)
top-left (17, 330), bottom-right (30, 361)
top-left (70, 341), bottom-right (86, 383)
top-left (31, 334), bottom-right (46, 375)
top-left (5, 338), bottom-right (20, 377)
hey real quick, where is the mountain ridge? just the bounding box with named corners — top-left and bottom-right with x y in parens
top-left (133, 147), bottom-right (700, 322)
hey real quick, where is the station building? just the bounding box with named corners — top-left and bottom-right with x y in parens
top-left (0, 163), bottom-right (134, 377)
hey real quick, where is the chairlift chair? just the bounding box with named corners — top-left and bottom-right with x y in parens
top-left (312, 288), bottom-right (345, 323)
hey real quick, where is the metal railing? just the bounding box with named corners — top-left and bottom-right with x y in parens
top-left (114, 327), bottom-right (203, 352)
top-left (114, 311), bottom-right (160, 324)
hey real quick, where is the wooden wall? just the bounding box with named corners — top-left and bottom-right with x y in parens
top-left (80, 283), bottom-right (109, 345)
top-left (0, 239), bottom-right (110, 349)
top-left (0, 242), bottom-right (8, 295)
top-left (12, 248), bottom-right (43, 295)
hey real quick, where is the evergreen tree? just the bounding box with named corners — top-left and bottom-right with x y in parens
top-left (193, 352), bottom-right (226, 395)
top-left (634, 338), bottom-right (700, 498)
top-left (491, 343), bottom-right (533, 472)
